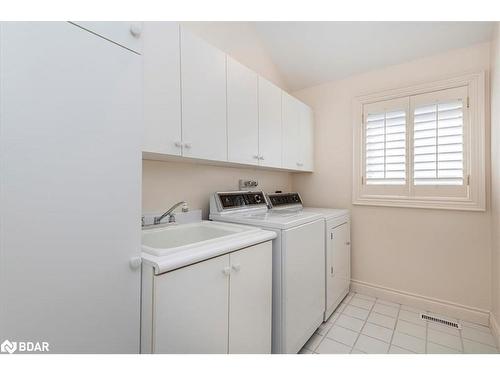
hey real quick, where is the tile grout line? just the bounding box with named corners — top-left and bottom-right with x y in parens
top-left (349, 294), bottom-right (379, 353)
top-left (459, 325), bottom-right (465, 353)
top-left (310, 292), bottom-right (497, 354)
top-left (387, 301), bottom-right (402, 352)
top-left (313, 293), bottom-right (351, 353)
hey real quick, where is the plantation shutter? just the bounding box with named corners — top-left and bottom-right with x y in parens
top-left (362, 97), bottom-right (409, 196)
top-left (410, 86), bottom-right (469, 198)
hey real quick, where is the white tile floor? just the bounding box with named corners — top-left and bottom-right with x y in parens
top-left (300, 292), bottom-right (499, 354)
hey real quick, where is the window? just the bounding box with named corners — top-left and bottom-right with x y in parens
top-left (353, 73), bottom-right (485, 211)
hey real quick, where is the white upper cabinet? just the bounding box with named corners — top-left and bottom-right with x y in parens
top-left (143, 22), bottom-right (182, 155)
top-left (258, 77), bottom-right (282, 168)
top-left (141, 23), bottom-right (313, 171)
top-left (180, 27), bottom-right (228, 162)
top-left (299, 101), bottom-right (314, 171)
top-left (227, 57), bottom-right (259, 165)
top-left (282, 92), bottom-right (314, 171)
top-left (71, 22), bottom-right (143, 53)
top-left (282, 92), bottom-right (301, 169)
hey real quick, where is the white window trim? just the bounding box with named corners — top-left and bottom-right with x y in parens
top-left (352, 72), bottom-right (486, 211)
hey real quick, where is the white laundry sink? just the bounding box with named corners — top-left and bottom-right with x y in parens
top-left (141, 220), bottom-right (261, 257)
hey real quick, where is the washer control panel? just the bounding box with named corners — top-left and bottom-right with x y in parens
top-left (266, 192), bottom-right (303, 209)
top-left (216, 191), bottom-right (267, 210)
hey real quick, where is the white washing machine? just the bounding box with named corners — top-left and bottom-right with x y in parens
top-left (210, 191), bottom-right (325, 354)
top-left (266, 192), bottom-right (351, 322)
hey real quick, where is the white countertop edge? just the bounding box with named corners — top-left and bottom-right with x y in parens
top-left (141, 230), bottom-right (277, 275)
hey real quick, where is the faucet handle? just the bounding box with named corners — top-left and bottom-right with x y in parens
top-left (182, 202), bottom-right (189, 212)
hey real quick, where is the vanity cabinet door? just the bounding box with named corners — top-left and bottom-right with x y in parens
top-left (153, 254), bottom-right (230, 353)
top-left (228, 242), bottom-right (272, 354)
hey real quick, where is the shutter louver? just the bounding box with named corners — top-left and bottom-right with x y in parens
top-left (365, 110), bottom-right (406, 185)
top-left (413, 99), bottom-right (464, 186)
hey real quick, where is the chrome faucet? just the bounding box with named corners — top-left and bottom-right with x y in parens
top-left (153, 201), bottom-right (189, 225)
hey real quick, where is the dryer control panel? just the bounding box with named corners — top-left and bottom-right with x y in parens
top-left (266, 192), bottom-right (303, 209)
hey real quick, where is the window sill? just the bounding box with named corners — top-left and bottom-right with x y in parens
top-left (352, 196), bottom-right (485, 212)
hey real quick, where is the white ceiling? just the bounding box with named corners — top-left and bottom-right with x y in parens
top-left (252, 22), bottom-right (494, 91)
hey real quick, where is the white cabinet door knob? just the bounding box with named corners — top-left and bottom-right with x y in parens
top-left (174, 141), bottom-right (183, 148)
top-left (232, 264), bottom-right (241, 272)
top-left (253, 155), bottom-right (259, 159)
top-left (345, 241), bottom-right (351, 246)
top-left (129, 257), bottom-right (142, 270)
top-left (184, 142), bottom-right (192, 149)
top-left (259, 155), bottom-right (264, 160)
top-left (129, 23), bottom-right (142, 38)
top-left (222, 266), bottom-right (231, 276)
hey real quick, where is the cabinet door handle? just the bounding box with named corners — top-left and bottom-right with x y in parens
top-left (345, 241), bottom-right (351, 246)
top-left (222, 266), bottom-right (231, 276)
top-left (253, 155), bottom-right (259, 159)
top-left (129, 257), bottom-right (142, 270)
top-left (232, 264), bottom-right (241, 272)
top-left (184, 142), bottom-right (192, 149)
top-left (259, 155), bottom-right (264, 160)
top-left (129, 23), bottom-right (142, 38)
top-left (174, 141), bottom-right (183, 148)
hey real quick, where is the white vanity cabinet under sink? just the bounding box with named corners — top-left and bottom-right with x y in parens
top-left (140, 221), bottom-right (274, 354)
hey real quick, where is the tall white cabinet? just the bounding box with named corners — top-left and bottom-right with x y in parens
top-left (0, 22), bottom-right (142, 353)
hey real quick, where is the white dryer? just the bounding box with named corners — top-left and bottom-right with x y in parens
top-left (266, 192), bottom-right (351, 322)
top-left (210, 191), bottom-right (325, 354)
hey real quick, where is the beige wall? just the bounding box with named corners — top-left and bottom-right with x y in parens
top-left (292, 42), bottom-right (492, 313)
top-left (181, 22), bottom-right (288, 90)
top-left (143, 160), bottom-right (291, 218)
top-left (490, 24), bottom-right (500, 333)
top-left (143, 22), bottom-right (291, 219)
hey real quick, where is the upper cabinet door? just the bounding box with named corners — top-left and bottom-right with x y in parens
top-left (299, 102), bottom-right (314, 171)
top-left (258, 77), bottom-right (282, 168)
top-left (227, 57), bottom-right (259, 165)
top-left (142, 22), bottom-right (182, 155)
top-left (180, 28), bottom-right (227, 162)
top-left (71, 21), bottom-right (143, 53)
top-left (282, 92), bottom-right (301, 170)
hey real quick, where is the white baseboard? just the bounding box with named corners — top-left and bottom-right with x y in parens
top-left (351, 279), bottom-right (490, 326)
top-left (491, 313), bottom-right (500, 349)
